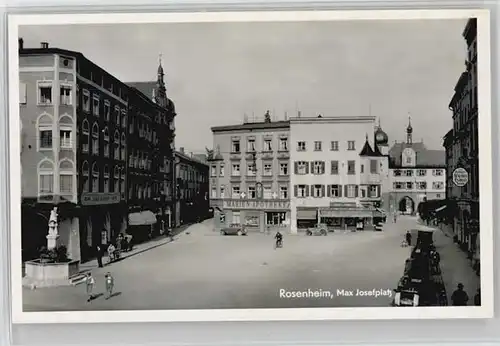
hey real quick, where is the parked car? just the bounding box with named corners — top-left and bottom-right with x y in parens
top-left (220, 224), bottom-right (247, 236)
top-left (306, 223), bottom-right (328, 236)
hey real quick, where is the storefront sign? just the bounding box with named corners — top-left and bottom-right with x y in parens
top-left (452, 167), bottom-right (469, 187)
top-left (223, 199), bottom-right (290, 210)
top-left (81, 192), bottom-right (120, 205)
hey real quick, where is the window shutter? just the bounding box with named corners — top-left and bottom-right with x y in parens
top-left (321, 185), bottom-right (325, 197)
top-left (322, 162), bottom-right (325, 174)
top-left (310, 162), bottom-right (314, 174)
top-left (305, 185), bottom-right (309, 197)
top-left (327, 185), bottom-right (331, 197)
top-left (344, 185), bottom-right (348, 197)
top-left (377, 185), bottom-right (381, 198)
top-left (355, 185), bottom-right (359, 197)
top-left (310, 185), bottom-right (315, 197)
top-left (294, 162), bottom-right (298, 174)
top-left (305, 162), bottom-right (309, 174)
top-left (338, 185), bottom-right (343, 197)
top-left (294, 185), bottom-right (298, 197)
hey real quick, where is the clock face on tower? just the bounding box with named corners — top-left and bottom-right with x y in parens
top-left (376, 133), bottom-right (385, 142)
top-left (403, 148), bottom-right (413, 157)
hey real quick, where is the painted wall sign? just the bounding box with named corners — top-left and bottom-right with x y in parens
top-left (452, 167), bottom-right (469, 187)
top-left (81, 192), bottom-right (120, 205)
top-left (223, 199), bottom-right (290, 210)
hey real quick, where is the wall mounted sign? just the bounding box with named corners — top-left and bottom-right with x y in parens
top-left (223, 199), bottom-right (290, 210)
top-left (81, 192), bottom-right (120, 205)
top-left (452, 167), bottom-right (469, 187)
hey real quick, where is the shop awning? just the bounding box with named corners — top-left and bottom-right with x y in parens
top-left (372, 208), bottom-right (387, 217)
top-left (319, 209), bottom-right (373, 218)
top-left (297, 209), bottom-right (317, 220)
top-left (128, 211), bottom-right (157, 226)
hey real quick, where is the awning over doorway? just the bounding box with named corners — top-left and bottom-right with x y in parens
top-left (319, 203), bottom-right (373, 218)
top-left (128, 210), bottom-right (157, 226)
top-left (297, 209), bottom-right (317, 220)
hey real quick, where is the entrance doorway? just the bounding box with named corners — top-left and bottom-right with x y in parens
top-left (398, 196), bottom-right (415, 215)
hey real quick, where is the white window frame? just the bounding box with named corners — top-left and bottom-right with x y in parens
top-left (369, 185), bottom-right (378, 197)
top-left (103, 165), bottom-right (110, 193)
top-left (121, 110), bottom-right (127, 129)
top-left (247, 163), bottom-right (256, 176)
top-left (104, 100), bottom-right (111, 121)
top-left (314, 141), bottom-right (322, 151)
top-left (297, 141), bottom-right (306, 151)
top-left (346, 185), bottom-right (356, 198)
top-left (264, 139), bottom-right (272, 151)
top-left (220, 185), bottom-right (225, 198)
top-left (82, 161), bottom-right (90, 192)
top-left (91, 163), bottom-right (99, 192)
top-left (231, 139), bottom-right (240, 153)
top-left (59, 172), bottom-right (74, 195)
top-left (279, 186), bottom-right (288, 199)
top-left (59, 127), bottom-right (73, 149)
top-left (406, 182), bottom-right (414, 189)
top-left (37, 81), bottom-right (53, 105)
top-left (115, 106), bottom-right (121, 125)
top-left (297, 161), bottom-right (307, 175)
top-left (279, 163), bottom-right (288, 175)
top-left (330, 185), bottom-right (340, 197)
top-left (313, 161), bottom-right (324, 175)
top-left (220, 164), bottom-right (225, 177)
top-left (313, 185), bottom-right (323, 197)
top-left (232, 185), bottom-right (240, 198)
top-left (211, 187), bottom-right (217, 199)
top-left (82, 89), bottom-right (90, 112)
top-left (19, 82), bottom-right (27, 105)
top-left (210, 165), bottom-right (217, 177)
top-left (91, 123), bottom-right (99, 155)
top-left (417, 169), bottom-right (427, 176)
top-left (247, 138), bottom-right (256, 152)
top-left (38, 127), bottom-right (53, 151)
top-left (297, 185), bottom-right (306, 198)
top-left (248, 186), bottom-right (256, 199)
top-left (92, 94), bottom-right (100, 116)
top-left (279, 138), bottom-right (288, 151)
top-left (331, 141), bottom-right (339, 151)
top-left (231, 164), bottom-right (240, 176)
top-left (263, 163), bottom-right (272, 176)
top-left (347, 140), bottom-right (356, 151)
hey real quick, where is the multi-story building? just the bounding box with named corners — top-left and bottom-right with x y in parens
top-left (290, 116), bottom-right (387, 233)
top-left (209, 114), bottom-right (291, 233)
top-left (372, 118), bottom-right (447, 216)
top-left (19, 40), bottom-right (129, 262)
top-left (442, 18), bottom-right (479, 261)
top-left (174, 148), bottom-right (210, 225)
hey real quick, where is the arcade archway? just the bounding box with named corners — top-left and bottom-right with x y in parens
top-left (398, 196), bottom-right (415, 215)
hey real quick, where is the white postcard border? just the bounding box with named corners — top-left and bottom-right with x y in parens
top-left (8, 9), bottom-right (493, 324)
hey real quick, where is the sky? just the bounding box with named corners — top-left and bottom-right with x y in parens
top-left (20, 19), bottom-right (468, 153)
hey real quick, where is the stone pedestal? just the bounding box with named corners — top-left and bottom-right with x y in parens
top-left (46, 234), bottom-right (59, 250)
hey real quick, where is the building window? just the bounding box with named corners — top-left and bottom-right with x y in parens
top-left (406, 182), bottom-right (414, 189)
top-left (220, 164), bottom-right (225, 177)
top-left (247, 138), bottom-right (256, 151)
top-left (330, 184), bottom-right (340, 197)
top-left (114, 131), bottom-right (120, 160)
top-left (81, 119), bottom-right (89, 152)
top-left (60, 85), bottom-right (72, 105)
top-left (296, 184), bottom-right (308, 198)
top-left (103, 127), bottom-right (110, 157)
top-left (211, 187), bottom-right (217, 199)
top-left (114, 166), bottom-right (120, 192)
top-left (263, 163), bottom-right (272, 176)
top-left (103, 165), bottom-right (110, 192)
top-left (297, 141), bottom-right (306, 151)
top-left (248, 186), bottom-right (256, 199)
top-left (370, 160), bottom-right (377, 174)
top-left (82, 89), bottom-right (90, 112)
top-left (121, 111), bottom-right (127, 129)
top-left (104, 101), bottom-right (110, 121)
top-left (115, 106), bottom-right (120, 125)
top-left (129, 117), bottom-right (134, 134)
top-left (312, 161), bottom-right (325, 175)
top-left (91, 123), bottom-right (99, 155)
top-left (266, 212), bottom-right (286, 226)
top-left (220, 185), bottom-right (225, 198)
top-left (280, 186), bottom-right (288, 199)
top-left (231, 164), bottom-right (240, 176)
top-left (369, 185), bottom-right (378, 198)
top-left (264, 139), bottom-right (272, 151)
top-left (417, 169), bottom-right (426, 176)
top-left (247, 163), bottom-right (256, 176)
top-left (91, 162), bottom-right (99, 192)
top-left (405, 170), bottom-right (413, 177)
top-left (393, 169), bottom-right (402, 177)
top-left (232, 211), bottom-right (241, 225)
top-left (314, 141), bottom-right (322, 151)
top-left (393, 182), bottom-right (404, 190)
top-left (436, 194), bottom-right (441, 198)
top-left (346, 185), bottom-right (356, 198)
top-left (121, 133), bottom-right (126, 160)
top-left (92, 95), bottom-right (100, 116)
top-left (347, 160), bottom-right (356, 175)
top-left (38, 160), bottom-right (54, 199)
top-left (279, 138), bottom-right (288, 151)
top-left (361, 164), bottom-right (364, 173)
top-left (331, 141), bottom-right (339, 151)
top-left (82, 161), bottom-right (89, 192)
top-left (417, 182), bottom-right (427, 190)
top-left (59, 129), bottom-right (72, 149)
top-left (19, 82), bottom-right (27, 104)
top-left (232, 185), bottom-right (240, 198)
top-left (211, 165), bottom-right (217, 177)
top-left (312, 184), bottom-right (324, 198)
top-left (231, 139), bottom-right (240, 153)
top-left (330, 160), bottom-right (339, 175)
top-left (347, 141), bottom-right (355, 151)
top-left (39, 129), bottom-right (53, 149)
top-left (433, 182), bottom-right (444, 189)
top-left (433, 169), bottom-right (444, 176)
top-left (406, 156), bottom-right (412, 164)
top-left (37, 81), bottom-right (53, 105)
top-left (279, 163), bottom-right (288, 175)
top-left (121, 178), bottom-right (125, 196)
top-left (295, 161), bottom-right (308, 175)
top-left (263, 186), bottom-right (272, 199)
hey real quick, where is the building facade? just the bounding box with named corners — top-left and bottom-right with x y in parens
top-left (290, 116), bottom-right (386, 233)
top-left (174, 149), bottom-right (210, 226)
top-left (209, 115), bottom-right (291, 233)
top-left (443, 18), bottom-right (479, 261)
top-left (376, 119), bottom-right (447, 216)
top-left (19, 40), bottom-right (129, 262)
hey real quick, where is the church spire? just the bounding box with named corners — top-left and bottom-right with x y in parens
top-left (406, 113), bottom-right (413, 145)
top-left (157, 53), bottom-right (165, 87)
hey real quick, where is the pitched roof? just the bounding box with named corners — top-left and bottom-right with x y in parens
top-left (359, 140), bottom-right (375, 156)
top-left (389, 141), bottom-right (445, 167)
top-left (126, 82), bottom-right (156, 100)
top-left (211, 121), bottom-right (290, 133)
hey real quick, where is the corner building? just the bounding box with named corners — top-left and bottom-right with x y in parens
top-left (290, 116), bottom-right (387, 234)
top-left (209, 118), bottom-right (291, 233)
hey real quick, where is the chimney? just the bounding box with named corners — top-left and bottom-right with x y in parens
top-left (18, 38), bottom-right (24, 50)
top-left (179, 147), bottom-right (184, 154)
top-left (40, 42), bottom-right (49, 49)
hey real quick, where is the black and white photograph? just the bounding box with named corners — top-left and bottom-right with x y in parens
top-left (8, 10), bottom-right (493, 323)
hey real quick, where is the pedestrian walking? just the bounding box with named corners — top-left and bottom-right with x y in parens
top-left (96, 244), bottom-right (103, 268)
top-left (474, 288), bottom-right (481, 306)
top-left (405, 231), bottom-right (412, 246)
top-left (85, 273), bottom-right (95, 302)
top-left (451, 283), bottom-right (469, 306)
top-left (105, 272), bottom-right (115, 300)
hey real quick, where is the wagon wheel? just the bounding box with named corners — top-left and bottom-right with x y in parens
top-left (320, 229), bottom-right (327, 236)
top-left (237, 230), bottom-right (243, 236)
top-left (220, 230), bottom-right (226, 235)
